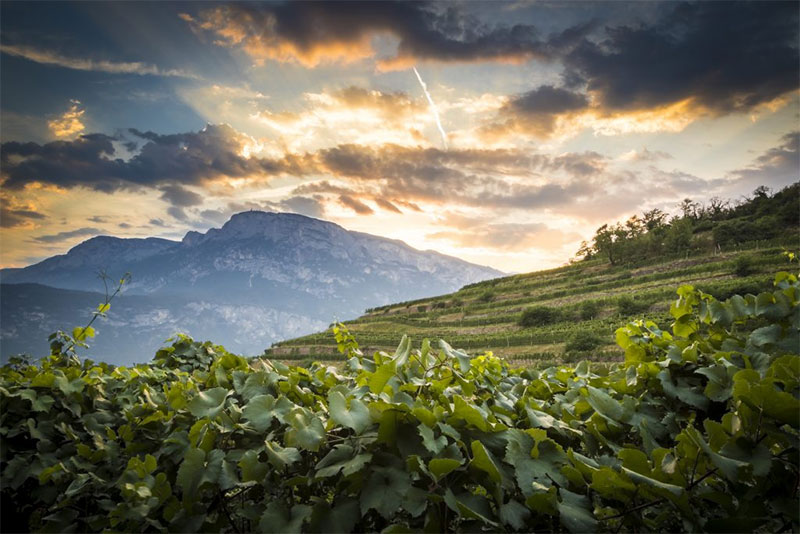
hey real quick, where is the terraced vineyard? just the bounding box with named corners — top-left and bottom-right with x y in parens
top-left (266, 245), bottom-right (795, 367)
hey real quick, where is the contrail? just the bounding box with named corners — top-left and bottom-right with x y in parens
top-left (413, 67), bottom-right (448, 150)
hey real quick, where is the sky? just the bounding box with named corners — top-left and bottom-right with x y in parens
top-left (1, 1), bottom-right (798, 273)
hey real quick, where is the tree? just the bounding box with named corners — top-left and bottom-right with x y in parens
top-left (642, 208), bottom-right (668, 232)
top-left (665, 217), bottom-right (693, 253)
top-left (592, 224), bottom-right (618, 265)
top-left (706, 197), bottom-right (730, 221)
top-left (574, 240), bottom-right (593, 260)
top-left (679, 198), bottom-right (701, 221)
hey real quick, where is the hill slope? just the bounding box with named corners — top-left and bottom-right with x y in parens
top-left (267, 246), bottom-right (794, 366)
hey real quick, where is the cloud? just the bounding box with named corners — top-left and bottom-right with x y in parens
top-left (204, 84), bottom-right (270, 101)
top-left (194, 196), bottom-right (326, 225)
top-left (562, 2), bottom-right (799, 115)
top-left (1, 205), bottom-right (47, 228)
top-left (184, 2), bottom-right (797, 120)
top-left (31, 227), bottom-right (101, 243)
top-left (251, 86), bottom-right (430, 150)
top-left (167, 206), bottom-right (188, 221)
top-left (430, 221), bottom-right (579, 252)
top-left (149, 218), bottom-right (168, 227)
top-left (338, 194), bottom-right (374, 215)
top-left (181, 2), bottom-right (573, 70)
top-left (725, 131), bottom-right (800, 192)
top-left (0, 43), bottom-right (197, 78)
top-left (276, 195), bottom-right (325, 218)
top-left (159, 185), bottom-right (204, 207)
top-left (551, 152), bottom-right (607, 177)
top-left (476, 3), bottom-right (799, 141)
top-left (395, 200), bottom-right (422, 212)
top-left (47, 100), bottom-right (86, 139)
top-left (0, 110), bottom-right (52, 144)
top-left (373, 198), bottom-right (402, 213)
top-left (618, 148), bottom-right (673, 163)
top-left (0, 124), bottom-right (293, 192)
top-left (290, 143), bottom-right (605, 213)
top-left (488, 85), bottom-right (589, 137)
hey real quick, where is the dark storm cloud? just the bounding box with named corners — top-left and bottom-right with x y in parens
top-left (488, 85), bottom-right (590, 136)
top-left (562, 1), bottom-right (800, 113)
top-left (1, 134), bottom-right (119, 191)
top-left (0, 206), bottom-right (47, 228)
top-left (506, 85), bottom-right (588, 115)
top-left (190, 1), bottom-right (797, 118)
top-left (167, 206), bottom-right (188, 221)
top-left (183, 1), bottom-right (579, 70)
top-left (0, 124), bottom-right (292, 192)
top-left (159, 184), bottom-right (204, 207)
top-left (32, 227), bottom-right (101, 243)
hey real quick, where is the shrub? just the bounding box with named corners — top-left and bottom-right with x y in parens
top-left (734, 255), bottom-right (755, 277)
top-left (416, 305), bottom-right (428, 313)
top-left (564, 330), bottom-right (604, 352)
top-left (477, 290), bottom-right (494, 303)
top-left (518, 306), bottom-right (561, 327)
top-left (616, 295), bottom-right (649, 316)
top-left (579, 300), bottom-right (600, 320)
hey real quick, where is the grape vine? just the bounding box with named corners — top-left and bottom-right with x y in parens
top-left (1, 272), bottom-right (798, 532)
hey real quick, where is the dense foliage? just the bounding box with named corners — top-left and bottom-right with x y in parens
top-left (577, 182), bottom-right (800, 265)
top-left (519, 306), bottom-right (562, 327)
top-left (1, 272), bottom-right (799, 532)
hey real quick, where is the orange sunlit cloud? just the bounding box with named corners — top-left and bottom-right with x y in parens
top-left (47, 100), bottom-right (86, 139)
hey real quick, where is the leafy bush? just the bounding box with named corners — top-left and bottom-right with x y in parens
top-left (579, 300), bottom-right (600, 320)
top-left (1, 273), bottom-right (799, 533)
top-left (564, 330), bottom-right (604, 352)
top-left (616, 295), bottom-right (650, 316)
top-left (518, 306), bottom-right (562, 327)
top-left (734, 254), bottom-right (755, 277)
top-left (477, 290), bottom-right (494, 302)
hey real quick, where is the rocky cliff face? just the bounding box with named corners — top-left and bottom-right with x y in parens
top-left (1, 211), bottom-right (502, 365)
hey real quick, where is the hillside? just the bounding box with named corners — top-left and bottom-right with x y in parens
top-left (267, 184), bottom-right (799, 366)
top-left (267, 246), bottom-right (794, 367)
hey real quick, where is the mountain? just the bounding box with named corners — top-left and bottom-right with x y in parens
top-left (0, 211), bottom-right (501, 366)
